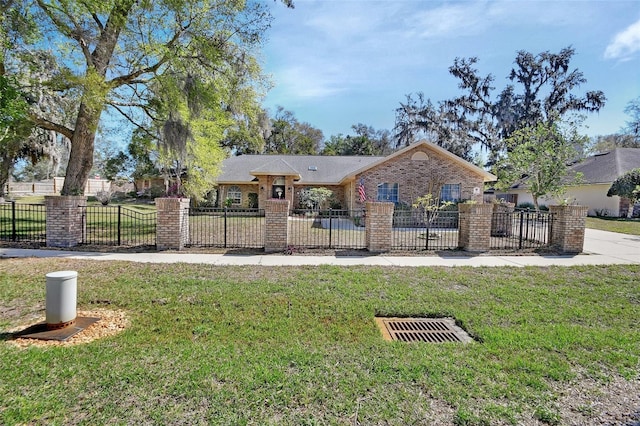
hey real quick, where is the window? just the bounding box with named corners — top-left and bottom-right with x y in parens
top-left (227, 186), bottom-right (242, 205)
top-left (440, 184), bottom-right (460, 202)
top-left (377, 182), bottom-right (399, 203)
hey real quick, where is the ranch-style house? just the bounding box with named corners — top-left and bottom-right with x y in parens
top-left (215, 140), bottom-right (497, 212)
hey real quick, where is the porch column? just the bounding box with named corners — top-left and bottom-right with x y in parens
top-left (264, 199), bottom-right (290, 253)
top-left (365, 201), bottom-right (394, 252)
top-left (45, 196), bottom-right (87, 248)
top-left (549, 205), bottom-right (588, 253)
top-left (458, 203), bottom-right (492, 252)
top-left (156, 198), bottom-right (190, 250)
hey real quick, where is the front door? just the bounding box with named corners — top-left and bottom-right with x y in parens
top-left (272, 176), bottom-right (285, 199)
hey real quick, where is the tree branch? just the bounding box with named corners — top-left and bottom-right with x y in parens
top-left (108, 103), bottom-right (158, 140)
top-left (35, 0), bottom-right (94, 66)
top-left (29, 113), bottom-right (74, 140)
top-left (107, 19), bottom-right (191, 87)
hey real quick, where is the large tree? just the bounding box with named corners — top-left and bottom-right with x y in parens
top-left (589, 133), bottom-right (640, 153)
top-left (264, 106), bottom-right (323, 154)
top-left (623, 96), bottom-right (640, 142)
top-left (5, 0), bottom-right (290, 196)
top-left (0, 73), bottom-right (32, 197)
top-left (497, 120), bottom-right (587, 210)
top-left (321, 124), bottom-right (393, 156)
top-left (395, 47), bottom-right (605, 163)
top-left (1, 2), bottom-right (72, 196)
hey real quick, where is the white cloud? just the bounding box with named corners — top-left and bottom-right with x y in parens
top-left (605, 19), bottom-right (640, 60)
top-left (275, 65), bottom-right (348, 100)
top-left (409, 3), bottom-right (493, 38)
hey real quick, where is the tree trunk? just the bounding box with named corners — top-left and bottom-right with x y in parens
top-left (61, 101), bottom-right (101, 195)
top-left (532, 196), bottom-right (540, 212)
top-left (0, 153), bottom-right (12, 199)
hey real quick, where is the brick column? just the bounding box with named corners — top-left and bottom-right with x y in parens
top-left (549, 205), bottom-right (588, 253)
top-left (265, 199), bottom-right (290, 253)
top-left (458, 203), bottom-right (493, 252)
top-left (365, 201), bottom-right (394, 252)
top-left (45, 196), bottom-right (87, 248)
top-left (156, 198), bottom-right (190, 250)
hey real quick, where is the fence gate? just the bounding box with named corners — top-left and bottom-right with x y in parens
top-left (490, 209), bottom-right (553, 250)
top-left (288, 209), bottom-right (366, 249)
top-left (82, 205), bottom-right (157, 247)
top-left (188, 207), bottom-right (265, 248)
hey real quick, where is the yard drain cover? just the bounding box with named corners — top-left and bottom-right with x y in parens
top-left (375, 317), bottom-right (473, 343)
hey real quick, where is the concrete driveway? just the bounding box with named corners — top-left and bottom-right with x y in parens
top-left (582, 228), bottom-right (640, 264)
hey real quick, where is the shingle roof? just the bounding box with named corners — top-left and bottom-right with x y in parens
top-left (217, 140), bottom-right (498, 185)
top-left (510, 148), bottom-right (640, 189)
top-left (218, 154), bottom-right (384, 184)
top-left (569, 148), bottom-right (640, 184)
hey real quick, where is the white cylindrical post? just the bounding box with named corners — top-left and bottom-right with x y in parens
top-left (45, 271), bottom-right (78, 329)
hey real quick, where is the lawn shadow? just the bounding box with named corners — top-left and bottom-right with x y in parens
top-left (0, 331), bottom-right (16, 341)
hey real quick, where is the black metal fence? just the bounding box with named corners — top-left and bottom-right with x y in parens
top-left (0, 202), bottom-right (46, 244)
top-left (82, 205), bottom-right (157, 247)
top-left (188, 207), bottom-right (265, 248)
top-left (392, 209), bottom-right (459, 251)
top-left (490, 209), bottom-right (553, 250)
top-left (0, 201), bottom-right (555, 252)
top-left (288, 209), bottom-right (366, 249)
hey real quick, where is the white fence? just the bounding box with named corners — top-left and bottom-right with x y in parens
top-left (6, 177), bottom-right (111, 196)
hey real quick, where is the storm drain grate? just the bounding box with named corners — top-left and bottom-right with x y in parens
top-left (375, 317), bottom-right (473, 343)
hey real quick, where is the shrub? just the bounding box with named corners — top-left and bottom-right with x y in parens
top-left (248, 193), bottom-right (258, 209)
top-left (517, 202), bottom-right (535, 210)
top-left (95, 190), bottom-right (113, 206)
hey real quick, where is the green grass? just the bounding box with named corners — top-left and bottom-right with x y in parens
top-left (1, 260), bottom-right (639, 425)
top-left (586, 216), bottom-right (640, 235)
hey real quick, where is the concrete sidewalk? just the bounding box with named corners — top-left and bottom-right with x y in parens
top-left (1, 229), bottom-right (638, 267)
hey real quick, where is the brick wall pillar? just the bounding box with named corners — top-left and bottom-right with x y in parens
top-left (265, 199), bottom-right (290, 253)
top-left (45, 196), bottom-right (87, 248)
top-left (156, 198), bottom-right (190, 250)
top-left (549, 205), bottom-right (588, 253)
top-left (365, 201), bottom-right (394, 252)
top-left (458, 203), bottom-right (493, 252)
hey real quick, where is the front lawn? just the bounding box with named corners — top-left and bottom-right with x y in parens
top-left (1, 260), bottom-right (639, 425)
top-left (586, 216), bottom-right (640, 235)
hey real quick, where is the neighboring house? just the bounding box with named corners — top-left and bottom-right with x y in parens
top-left (216, 140), bottom-right (497, 211)
top-left (501, 148), bottom-right (640, 217)
top-left (133, 176), bottom-right (166, 195)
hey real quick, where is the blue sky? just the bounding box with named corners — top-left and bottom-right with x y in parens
top-left (262, 0), bottom-right (640, 140)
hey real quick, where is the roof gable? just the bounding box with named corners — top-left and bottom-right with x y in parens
top-left (344, 140), bottom-right (497, 183)
top-left (250, 159), bottom-right (301, 178)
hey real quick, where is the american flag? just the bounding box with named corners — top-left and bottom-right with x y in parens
top-left (358, 179), bottom-right (367, 203)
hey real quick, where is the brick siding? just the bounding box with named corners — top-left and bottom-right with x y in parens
top-left (458, 203), bottom-right (493, 252)
top-left (45, 196), bottom-right (87, 248)
top-left (365, 201), bottom-right (394, 252)
top-left (156, 198), bottom-right (190, 250)
top-left (549, 205), bottom-right (588, 253)
top-left (264, 199), bottom-right (290, 253)
top-left (357, 145), bottom-right (485, 206)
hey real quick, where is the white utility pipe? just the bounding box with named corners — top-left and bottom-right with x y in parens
top-left (45, 270), bottom-right (78, 329)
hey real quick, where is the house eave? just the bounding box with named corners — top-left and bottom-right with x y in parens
top-left (250, 171), bottom-right (303, 180)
